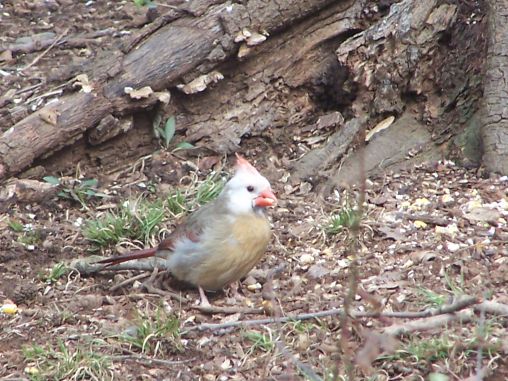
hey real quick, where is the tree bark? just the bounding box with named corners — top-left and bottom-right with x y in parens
top-left (0, 0), bottom-right (345, 180)
top-left (0, 0), bottom-right (491, 185)
top-left (481, 0), bottom-right (508, 175)
top-left (291, 0), bottom-right (487, 187)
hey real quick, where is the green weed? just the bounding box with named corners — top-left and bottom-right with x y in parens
top-left (23, 340), bottom-right (112, 381)
top-left (325, 208), bottom-right (362, 236)
top-left (84, 171), bottom-right (226, 248)
top-left (119, 307), bottom-right (182, 356)
top-left (40, 263), bottom-right (67, 284)
top-left (416, 288), bottom-right (446, 308)
top-left (8, 219), bottom-right (24, 232)
top-left (243, 330), bottom-right (275, 353)
top-left (43, 176), bottom-right (110, 210)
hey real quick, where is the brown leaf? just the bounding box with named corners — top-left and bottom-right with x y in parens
top-left (198, 156), bottom-right (220, 171)
top-left (125, 86), bottom-right (153, 99)
top-left (0, 50), bottom-right (13, 62)
top-left (355, 332), bottom-right (399, 375)
top-left (39, 108), bottom-right (59, 125)
top-left (376, 225), bottom-right (405, 241)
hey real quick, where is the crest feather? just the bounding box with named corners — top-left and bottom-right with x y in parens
top-left (235, 153), bottom-right (259, 175)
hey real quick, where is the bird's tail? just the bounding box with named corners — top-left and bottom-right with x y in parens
top-left (95, 247), bottom-right (158, 267)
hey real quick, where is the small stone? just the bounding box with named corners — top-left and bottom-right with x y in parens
top-left (307, 264), bottom-right (330, 279)
top-left (299, 253), bottom-right (314, 264)
top-left (243, 275), bottom-right (257, 286)
top-left (446, 242), bottom-right (460, 252)
top-left (220, 359), bottom-right (231, 370)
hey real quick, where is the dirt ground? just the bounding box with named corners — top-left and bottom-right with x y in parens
top-left (2, 1), bottom-right (508, 380)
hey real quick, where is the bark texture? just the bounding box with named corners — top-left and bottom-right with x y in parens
top-left (0, 0), bottom-right (345, 180)
top-left (291, 0), bottom-right (487, 187)
top-left (481, 0), bottom-right (508, 174)
top-left (0, 0), bottom-right (490, 186)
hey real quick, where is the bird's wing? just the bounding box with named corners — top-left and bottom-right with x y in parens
top-left (156, 195), bottom-right (230, 252)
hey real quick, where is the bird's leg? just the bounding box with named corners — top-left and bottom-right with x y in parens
top-left (198, 286), bottom-right (212, 307)
top-left (226, 281), bottom-right (243, 299)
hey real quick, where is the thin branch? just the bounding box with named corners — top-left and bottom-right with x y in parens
top-left (474, 300), bottom-right (508, 316)
top-left (19, 28), bottom-right (70, 72)
top-left (110, 273), bottom-right (151, 292)
top-left (185, 296), bottom-right (484, 333)
top-left (383, 311), bottom-right (474, 336)
top-left (275, 341), bottom-right (323, 381)
top-left (192, 305), bottom-right (264, 315)
top-left (383, 295), bottom-right (479, 318)
top-left (183, 310), bottom-right (327, 332)
top-left (3, 28), bottom-right (116, 54)
top-left (475, 294), bottom-right (487, 381)
top-left (404, 213), bottom-right (450, 226)
top-left (109, 354), bottom-right (192, 366)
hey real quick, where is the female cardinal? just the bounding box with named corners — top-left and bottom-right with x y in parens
top-left (97, 153), bottom-right (277, 306)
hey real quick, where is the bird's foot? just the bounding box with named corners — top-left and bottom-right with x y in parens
top-left (198, 286), bottom-right (212, 308)
top-left (225, 281), bottom-right (243, 300)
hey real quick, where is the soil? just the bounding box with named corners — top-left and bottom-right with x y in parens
top-left (1, 1), bottom-right (508, 380)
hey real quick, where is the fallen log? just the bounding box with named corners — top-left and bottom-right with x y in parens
top-left (0, 0), bottom-right (346, 180)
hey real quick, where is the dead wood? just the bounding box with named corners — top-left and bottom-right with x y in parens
top-left (291, 115), bottom-right (365, 185)
top-left (481, 0), bottom-right (508, 174)
top-left (0, 29), bottom-right (117, 54)
top-left (291, 0), bottom-right (487, 187)
top-left (0, 0), bottom-right (356, 181)
top-left (186, 295), bottom-right (483, 332)
top-left (382, 311), bottom-right (474, 336)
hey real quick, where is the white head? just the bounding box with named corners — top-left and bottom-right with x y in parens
top-left (223, 154), bottom-right (277, 214)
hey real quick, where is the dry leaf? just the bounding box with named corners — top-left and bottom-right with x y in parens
top-left (0, 50), bottom-right (13, 62)
top-left (124, 86), bottom-right (154, 99)
top-left (246, 31), bottom-right (267, 46)
top-left (307, 264), bottom-right (330, 279)
top-left (366, 115), bottom-right (395, 141)
top-left (39, 108), bottom-right (59, 125)
top-left (414, 220), bottom-right (428, 229)
top-left (177, 71), bottom-right (224, 94)
top-left (73, 74), bottom-right (93, 93)
top-left (154, 90), bottom-right (170, 104)
top-left (355, 332), bottom-right (399, 375)
top-left (237, 43), bottom-right (252, 58)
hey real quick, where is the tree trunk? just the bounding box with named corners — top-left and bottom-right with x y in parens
top-left (292, 0), bottom-right (487, 188)
top-left (481, 0), bottom-right (508, 175)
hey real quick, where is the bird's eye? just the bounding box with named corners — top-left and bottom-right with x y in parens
top-left (246, 185), bottom-right (255, 192)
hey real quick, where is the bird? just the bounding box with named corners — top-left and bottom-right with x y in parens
top-left (97, 153), bottom-right (277, 306)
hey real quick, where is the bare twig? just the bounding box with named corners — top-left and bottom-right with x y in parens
top-left (383, 311), bottom-right (474, 336)
top-left (3, 28), bottom-right (116, 54)
top-left (474, 300), bottom-right (508, 316)
top-left (336, 123), bottom-right (367, 380)
top-left (383, 295), bottom-right (479, 318)
top-left (110, 272), bottom-right (151, 292)
top-left (19, 28), bottom-right (70, 72)
top-left (184, 310), bottom-right (328, 333)
top-left (192, 305), bottom-right (264, 314)
top-left (275, 341), bottom-right (323, 381)
top-left (404, 213), bottom-right (450, 226)
top-left (109, 354), bottom-right (192, 366)
top-left (475, 293), bottom-right (488, 381)
top-left (186, 296), bottom-right (486, 333)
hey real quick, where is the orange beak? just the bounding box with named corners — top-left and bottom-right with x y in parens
top-left (254, 189), bottom-right (277, 207)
